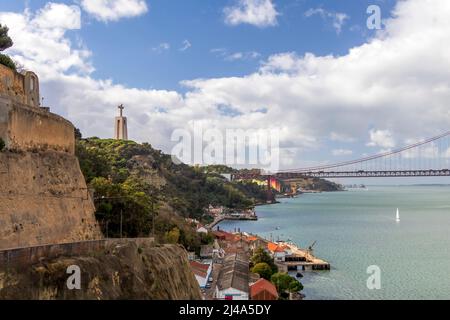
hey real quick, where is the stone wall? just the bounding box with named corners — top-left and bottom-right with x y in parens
top-left (0, 64), bottom-right (73, 154)
top-left (0, 64), bottom-right (40, 108)
top-left (0, 151), bottom-right (102, 250)
top-left (0, 97), bottom-right (75, 154)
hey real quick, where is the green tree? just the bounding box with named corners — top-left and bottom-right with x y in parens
top-left (0, 54), bottom-right (15, 70)
top-left (74, 128), bottom-right (82, 140)
top-left (166, 227), bottom-right (180, 244)
top-left (90, 176), bottom-right (154, 238)
top-left (0, 24), bottom-right (15, 71)
top-left (251, 263), bottom-right (274, 280)
top-left (270, 272), bottom-right (303, 298)
top-left (0, 24), bottom-right (13, 51)
top-left (74, 137), bottom-right (268, 249)
top-left (289, 280), bottom-right (303, 293)
top-left (251, 247), bottom-right (278, 273)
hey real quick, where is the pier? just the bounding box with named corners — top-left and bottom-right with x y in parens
top-left (206, 213), bottom-right (258, 230)
top-left (273, 242), bottom-right (331, 272)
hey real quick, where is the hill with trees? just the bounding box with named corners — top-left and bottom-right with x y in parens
top-left (75, 137), bottom-right (267, 253)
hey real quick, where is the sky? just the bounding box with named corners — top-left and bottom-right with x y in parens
top-left (1, 0), bottom-right (450, 184)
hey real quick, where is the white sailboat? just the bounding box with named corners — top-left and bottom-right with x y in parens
top-left (396, 208), bottom-right (401, 223)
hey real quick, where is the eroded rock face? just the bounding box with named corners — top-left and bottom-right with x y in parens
top-left (0, 242), bottom-right (202, 300)
top-left (0, 151), bottom-right (102, 250)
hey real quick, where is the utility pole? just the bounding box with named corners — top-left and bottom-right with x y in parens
top-left (120, 209), bottom-right (123, 239)
top-left (152, 201), bottom-right (155, 238)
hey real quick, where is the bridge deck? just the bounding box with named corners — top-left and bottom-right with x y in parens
top-left (232, 169), bottom-right (450, 180)
top-left (276, 169), bottom-right (450, 179)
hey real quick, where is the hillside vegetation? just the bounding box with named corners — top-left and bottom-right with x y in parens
top-left (75, 137), bottom-right (342, 252)
top-left (76, 138), bottom-right (266, 252)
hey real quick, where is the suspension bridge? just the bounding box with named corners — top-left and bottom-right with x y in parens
top-left (232, 130), bottom-right (450, 181)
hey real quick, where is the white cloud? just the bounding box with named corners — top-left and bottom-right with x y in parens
top-left (34, 2), bottom-right (81, 30)
top-left (403, 142), bottom-right (440, 159)
top-left (80, 0), bottom-right (148, 22)
top-left (228, 51), bottom-right (260, 61)
top-left (211, 48), bottom-right (261, 61)
top-left (3, 0), bottom-right (450, 170)
top-left (152, 42), bottom-right (170, 53)
top-left (330, 132), bottom-right (356, 143)
top-left (332, 149), bottom-right (353, 156)
top-left (224, 0), bottom-right (279, 27)
top-left (0, 4), bottom-right (93, 77)
top-left (180, 40), bottom-right (191, 52)
top-left (444, 147), bottom-right (450, 158)
top-left (305, 8), bottom-right (349, 34)
top-left (367, 130), bottom-right (396, 149)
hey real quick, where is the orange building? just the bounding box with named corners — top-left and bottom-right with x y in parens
top-left (250, 278), bottom-right (279, 301)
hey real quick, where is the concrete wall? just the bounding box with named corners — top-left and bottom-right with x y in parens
top-left (0, 97), bottom-right (75, 154)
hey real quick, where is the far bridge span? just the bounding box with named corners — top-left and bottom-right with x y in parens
top-left (231, 130), bottom-right (450, 192)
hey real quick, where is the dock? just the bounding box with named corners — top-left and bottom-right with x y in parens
top-left (275, 242), bottom-right (331, 272)
top-left (207, 213), bottom-right (258, 230)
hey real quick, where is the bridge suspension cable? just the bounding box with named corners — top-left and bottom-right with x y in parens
top-left (281, 130), bottom-right (450, 173)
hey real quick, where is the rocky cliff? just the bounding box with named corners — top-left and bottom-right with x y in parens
top-left (0, 150), bottom-right (102, 250)
top-left (0, 240), bottom-right (202, 300)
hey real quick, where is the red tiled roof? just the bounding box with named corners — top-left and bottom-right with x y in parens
top-left (190, 261), bottom-right (210, 278)
top-left (267, 242), bottom-right (286, 253)
top-left (213, 230), bottom-right (235, 241)
top-left (250, 278), bottom-right (279, 300)
top-left (267, 242), bottom-right (278, 252)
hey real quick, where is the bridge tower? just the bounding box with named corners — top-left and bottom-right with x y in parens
top-left (266, 175), bottom-right (275, 203)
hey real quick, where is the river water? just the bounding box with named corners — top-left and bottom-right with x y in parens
top-left (218, 186), bottom-right (450, 300)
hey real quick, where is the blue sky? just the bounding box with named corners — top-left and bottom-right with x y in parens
top-left (1, 0), bottom-right (450, 184)
top-left (4, 0), bottom-right (395, 91)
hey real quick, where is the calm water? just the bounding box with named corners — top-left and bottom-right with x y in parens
top-left (218, 186), bottom-right (450, 300)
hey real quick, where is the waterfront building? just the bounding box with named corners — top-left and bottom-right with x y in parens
top-left (214, 253), bottom-right (249, 300)
top-left (267, 242), bottom-right (288, 262)
top-left (250, 278), bottom-right (279, 301)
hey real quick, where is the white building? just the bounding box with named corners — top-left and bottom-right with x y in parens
top-left (267, 242), bottom-right (288, 262)
top-left (190, 261), bottom-right (213, 289)
top-left (196, 226), bottom-right (209, 234)
top-left (215, 253), bottom-right (249, 300)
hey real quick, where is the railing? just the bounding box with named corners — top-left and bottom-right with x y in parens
top-left (0, 238), bottom-right (154, 270)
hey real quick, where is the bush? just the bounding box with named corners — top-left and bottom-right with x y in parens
top-left (271, 272), bottom-right (303, 298)
top-left (0, 138), bottom-right (5, 151)
top-left (0, 53), bottom-right (16, 71)
top-left (251, 247), bottom-right (278, 273)
top-left (251, 262), bottom-right (274, 280)
top-left (0, 24), bottom-right (13, 51)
